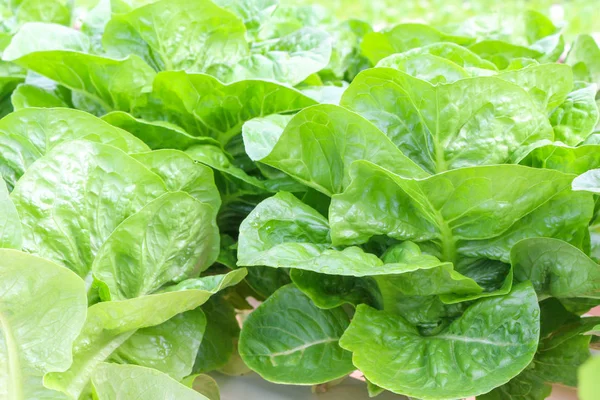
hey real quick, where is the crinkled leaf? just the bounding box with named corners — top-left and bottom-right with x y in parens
top-left (10, 83), bottom-right (70, 109)
top-left (0, 180), bottom-right (21, 248)
top-left (566, 34), bottom-right (600, 86)
top-left (549, 84), bottom-right (599, 145)
top-left (519, 143), bottom-right (600, 174)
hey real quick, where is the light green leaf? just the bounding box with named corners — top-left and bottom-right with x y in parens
top-left (182, 373), bottom-right (220, 400)
top-left (469, 40), bottom-right (544, 69)
top-left (573, 168), bottom-right (600, 193)
top-left (103, 0), bottom-right (248, 72)
top-left (213, 0), bottom-right (277, 36)
top-left (0, 107), bottom-right (149, 189)
top-left (330, 162), bottom-right (583, 263)
top-left (0, 180), bottom-right (21, 248)
top-left (360, 23), bottom-right (473, 65)
top-left (212, 27), bottom-right (332, 86)
top-left (102, 112), bottom-right (220, 151)
top-left (477, 369), bottom-right (551, 400)
top-left (10, 84), bottom-right (70, 109)
top-left (139, 71), bottom-right (316, 144)
top-left (549, 85), bottom-right (599, 145)
top-left (11, 140), bottom-right (166, 277)
top-left (91, 363), bottom-right (209, 400)
top-left (239, 284), bottom-right (354, 384)
top-left (92, 192), bottom-right (220, 300)
top-left (14, 0), bottom-right (70, 26)
top-left (44, 269), bottom-right (245, 398)
top-left (111, 309), bottom-right (206, 380)
top-left (579, 356), bottom-right (600, 400)
top-left (131, 150), bottom-right (221, 212)
top-left (341, 69), bottom-right (553, 173)
top-left (566, 34), bottom-right (600, 86)
top-left (0, 249), bottom-right (87, 400)
top-left (244, 104), bottom-right (427, 196)
top-left (339, 282), bottom-right (540, 400)
top-left (511, 238), bottom-right (600, 299)
top-left (3, 23), bottom-right (156, 114)
top-left (519, 143), bottom-right (600, 174)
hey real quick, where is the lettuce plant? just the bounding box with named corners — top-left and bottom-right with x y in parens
top-left (1, 1), bottom-right (600, 399)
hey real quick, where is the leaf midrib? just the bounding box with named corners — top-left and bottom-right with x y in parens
top-left (0, 309), bottom-right (23, 400)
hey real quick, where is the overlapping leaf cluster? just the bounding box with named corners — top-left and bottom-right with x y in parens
top-left (1, 1), bottom-right (600, 399)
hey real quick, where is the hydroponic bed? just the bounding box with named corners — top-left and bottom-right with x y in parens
top-left (0, 1), bottom-right (599, 399)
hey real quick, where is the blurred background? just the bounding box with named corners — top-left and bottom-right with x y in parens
top-left (284, 0), bottom-right (599, 38)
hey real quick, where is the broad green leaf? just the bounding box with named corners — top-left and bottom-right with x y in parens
top-left (0, 249), bottom-right (87, 399)
top-left (341, 69), bottom-right (553, 173)
top-left (573, 168), bottom-right (600, 194)
top-left (239, 284), bottom-right (354, 384)
top-left (193, 296), bottom-right (239, 374)
top-left (511, 238), bottom-right (600, 299)
top-left (242, 114), bottom-right (291, 161)
top-left (139, 71), bottom-right (316, 144)
top-left (213, 0), bottom-right (277, 36)
top-left (244, 104), bottom-right (427, 196)
top-left (91, 363), bottom-right (209, 400)
top-left (239, 192), bottom-right (452, 276)
top-left (13, 0), bottom-right (70, 26)
top-left (102, 112), bottom-right (220, 151)
top-left (211, 27), bottom-right (332, 86)
top-left (44, 269), bottom-right (245, 398)
top-left (532, 335), bottom-right (591, 387)
top-left (92, 192), bottom-right (220, 300)
top-left (496, 64), bottom-right (572, 112)
top-left (477, 369), bottom-right (551, 400)
top-left (182, 373), bottom-right (220, 400)
top-left (321, 19), bottom-right (372, 80)
top-left (330, 162), bottom-right (584, 263)
top-left (377, 42), bottom-right (497, 83)
top-left (469, 40), bottom-right (544, 69)
top-left (0, 180), bottom-right (20, 248)
top-left (339, 282), bottom-right (540, 400)
top-left (579, 356), bottom-right (600, 400)
top-left (102, 0), bottom-right (248, 72)
top-left (11, 140), bottom-right (166, 277)
top-left (111, 309), bottom-right (206, 380)
top-left (566, 34), bottom-right (600, 85)
top-left (549, 85), bottom-right (599, 145)
top-left (0, 107), bottom-right (149, 189)
top-left (360, 23), bottom-right (473, 65)
top-left (3, 23), bottom-right (156, 114)
top-left (519, 143), bottom-right (600, 174)
top-left (10, 84), bottom-right (70, 109)
top-left (131, 150), bottom-right (221, 212)
top-left (245, 265), bottom-right (291, 298)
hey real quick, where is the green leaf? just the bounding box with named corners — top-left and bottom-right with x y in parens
top-left (532, 335), bottom-right (591, 387)
top-left (0, 249), bottom-right (87, 399)
top-left (182, 373), bottom-right (221, 400)
top-left (44, 269), bottom-right (245, 398)
top-left (573, 168), bottom-right (600, 194)
top-left (111, 309), bottom-right (206, 380)
top-left (511, 238), bottom-right (600, 299)
top-left (193, 295), bottom-right (239, 374)
top-left (239, 284), bottom-right (354, 384)
top-left (469, 40), bottom-right (543, 69)
top-left (10, 140), bottom-right (167, 277)
top-left (213, 0), bottom-right (277, 36)
top-left (339, 282), bottom-right (540, 400)
top-left (91, 363), bottom-right (209, 400)
top-left (14, 0), bottom-right (70, 26)
top-left (102, 0), bottom-right (248, 72)
top-left (566, 34), bottom-right (600, 85)
top-left (211, 27), bottom-right (332, 86)
top-left (477, 369), bottom-right (551, 400)
top-left (360, 23), bottom-right (473, 65)
top-left (0, 107), bottom-right (149, 189)
top-left (131, 150), bottom-right (221, 212)
top-left (579, 356), bottom-right (600, 400)
top-left (139, 71), bottom-right (316, 144)
top-left (244, 104), bottom-right (427, 196)
top-left (341, 69), bottom-right (553, 173)
top-left (3, 22), bottom-right (156, 114)
top-left (102, 111), bottom-right (220, 151)
top-left (549, 85), bottom-right (599, 145)
top-left (0, 179), bottom-right (21, 248)
top-left (92, 192), bottom-right (220, 300)
top-left (10, 83), bottom-right (70, 109)
top-left (330, 162), bottom-right (584, 263)
top-left (290, 269), bottom-right (383, 309)
top-left (519, 143), bottom-right (600, 174)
